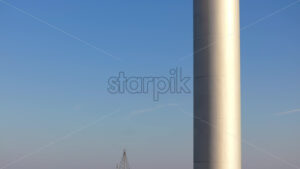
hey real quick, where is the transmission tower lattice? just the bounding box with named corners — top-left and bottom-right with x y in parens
top-left (116, 150), bottom-right (131, 169)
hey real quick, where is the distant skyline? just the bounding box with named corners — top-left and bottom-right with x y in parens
top-left (0, 0), bottom-right (300, 169)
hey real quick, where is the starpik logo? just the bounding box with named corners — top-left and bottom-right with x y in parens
top-left (107, 68), bottom-right (191, 101)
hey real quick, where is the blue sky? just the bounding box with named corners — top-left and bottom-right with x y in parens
top-left (0, 0), bottom-right (299, 169)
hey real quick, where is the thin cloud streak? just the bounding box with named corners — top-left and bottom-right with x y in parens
top-left (130, 103), bottom-right (178, 116)
top-left (276, 108), bottom-right (300, 115)
top-left (0, 0), bottom-right (122, 61)
top-left (174, 0), bottom-right (300, 65)
top-left (175, 105), bottom-right (300, 169)
top-left (0, 109), bottom-right (120, 169)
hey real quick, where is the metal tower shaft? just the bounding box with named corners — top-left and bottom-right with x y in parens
top-left (194, 0), bottom-right (241, 169)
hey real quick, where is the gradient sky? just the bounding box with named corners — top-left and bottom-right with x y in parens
top-left (0, 0), bottom-right (299, 169)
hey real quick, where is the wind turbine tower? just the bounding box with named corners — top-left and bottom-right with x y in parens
top-left (194, 0), bottom-right (241, 169)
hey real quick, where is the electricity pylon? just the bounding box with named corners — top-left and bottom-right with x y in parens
top-left (116, 150), bottom-right (130, 169)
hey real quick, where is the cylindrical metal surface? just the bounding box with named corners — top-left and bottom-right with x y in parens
top-left (193, 0), bottom-right (241, 169)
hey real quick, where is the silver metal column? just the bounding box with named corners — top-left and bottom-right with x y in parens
top-left (194, 0), bottom-right (241, 169)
